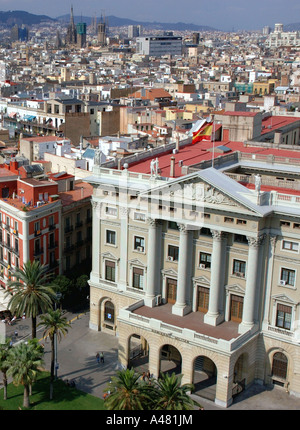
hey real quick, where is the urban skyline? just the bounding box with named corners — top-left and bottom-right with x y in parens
top-left (0, 0), bottom-right (299, 31)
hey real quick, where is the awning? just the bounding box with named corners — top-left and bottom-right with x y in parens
top-left (8, 112), bottom-right (16, 118)
top-left (24, 115), bottom-right (36, 121)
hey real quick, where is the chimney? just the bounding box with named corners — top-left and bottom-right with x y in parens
top-left (170, 156), bottom-right (175, 178)
top-left (176, 135), bottom-right (180, 152)
top-left (81, 187), bottom-right (84, 199)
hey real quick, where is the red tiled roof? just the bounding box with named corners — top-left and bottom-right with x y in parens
top-left (59, 182), bottom-right (93, 206)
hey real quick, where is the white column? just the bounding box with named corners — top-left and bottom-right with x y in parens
top-left (145, 218), bottom-right (161, 307)
top-left (90, 200), bottom-right (101, 283)
top-left (118, 206), bottom-right (129, 291)
top-left (172, 223), bottom-right (192, 316)
top-left (239, 235), bottom-right (265, 334)
top-left (204, 230), bottom-right (226, 326)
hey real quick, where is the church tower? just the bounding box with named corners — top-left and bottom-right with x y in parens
top-left (66, 5), bottom-right (77, 45)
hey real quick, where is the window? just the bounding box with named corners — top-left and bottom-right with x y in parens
top-left (14, 221), bottom-right (18, 233)
top-left (234, 234), bottom-right (248, 244)
top-left (132, 267), bottom-right (144, 290)
top-left (280, 268), bottom-right (295, 287)
top-left (276, 304), bottom-right (292, 330)
top-left (167, 245), bottom-right (179, 261)
top-left (34, 221), bottom-right (40, 233)
top-left (168, 221), bottom-right (178, 230)
top-left (233, 259), bottom-right (246, 277)
top-left (106, 230), bottom-right (116, 245)
top-left (134, 236), bottom-right (145, 252)
top-left (236, 219), bottom-right (247, 225)
top-left (224, 217), bottom-right (234, 223)
top-left (14, 238), bottom-right (19, 253)
top-left (105, 261), bottom-right (116, 282)
top-left (104, 301), bottom-right (115, 324)
top-left (200, 227), bottom-right (212, 236)
top-left (134, 212), bottom-right (145, 222)
top-left (282, 240), bottom-right (299, 252)
top-left (199, 252), bottom-right (211, 269)
top-left (6, 216), bottom-right (10, 228)
top-left (280, 221), bottom-right (290, 227)
top-left (272, 352), bottom-right (288, 379)
top-left (105, 207), bottom-right (117, 217)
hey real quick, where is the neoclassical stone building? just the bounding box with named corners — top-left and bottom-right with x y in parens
top-left (87, 155), bottom-right (300, 407)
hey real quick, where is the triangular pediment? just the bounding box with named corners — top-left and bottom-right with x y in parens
top-left (193, 275), bottom-right (210, 286)
top-left (272, 293), bottom-right (298, 305)
top-left (101, 251), bottom-right (119, 261)
top-left (162, 268), bottom-right (178, 277)
top-left (141, 168), bottom-right (266, 216)
top-left (128, 258), bottom-right (146, 267)
top-left (225, 283), bottom-right (246, 295)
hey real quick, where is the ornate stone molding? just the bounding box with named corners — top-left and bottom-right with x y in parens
top-left (211, 229), bottom-right (227, 241)
top-left (146, 217), bottom-right (157, 227)
top-left (247, 234), bottom-right (266, 248)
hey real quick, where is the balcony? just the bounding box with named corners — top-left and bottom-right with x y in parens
top-left (86, 216), bottom-right (92, 224)
top-left (75, 221), bottom-right (83, 229)
top-left (48, 241), bottom-right (58, 250)
top-left (12, 247), bottom-right (20, 257)
top-left (49, 224), bottom-right (56, 231)
top-left (34, 230), bottom-right (41, 237)
top-left (118, 302), bottom-right (257, 353)
top-left (64, 225), bottom-right (73, 234)
top-left (64, 244), bottom-right (74, 253)
top-left (33, 247), bottom-right (43, 257)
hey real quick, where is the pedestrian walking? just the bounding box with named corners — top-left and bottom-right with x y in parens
top-left (96, 352), bottom-right (100, 364)
top-left (100, 352), bottom-right (104, 363)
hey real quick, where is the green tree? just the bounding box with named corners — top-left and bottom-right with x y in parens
top-left (152, 372), bottom-right (200, 410)
top-left (38, 309), bottom-right (71, 399)
top-left (0, 338), bottom-right (12, 400)
top-left (6, 340), bottom-right (44, 408)
top-left (6, 260), bottom-right (56, 339)
top-left (104, 368), bottom-right (152, 410)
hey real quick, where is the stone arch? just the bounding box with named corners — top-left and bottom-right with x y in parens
top-left (264, 347), bottom-right (294, 390)
top-left (99, 296), bottom-right (116, 333)
top-left (159, 343), bottom-right (182, 376)
top-left (127, 333), bottom-right (150, 371)
top-left (192, 354), bottom-right (218, 401)
top-left (233, 352), bottom-right (249, 384)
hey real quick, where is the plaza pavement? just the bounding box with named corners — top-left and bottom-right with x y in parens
top-left (3, 310), bottom-right (300, 410)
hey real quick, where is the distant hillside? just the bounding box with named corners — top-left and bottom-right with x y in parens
top-left (0, 10), bottom-right (55, 26)
top-left (57, 14), bottom-right (218, 32)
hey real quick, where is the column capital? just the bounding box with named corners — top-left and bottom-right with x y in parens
top-left (211, 229), bottom-right (227, 241)
top-left (146, 217), bottom-right (157, 227)
top-left (247, 234), bottom-right (265, 248)
top-left (177, 223), bottom-right (188, 232)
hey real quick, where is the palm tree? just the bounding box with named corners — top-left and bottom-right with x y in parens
top-left (152, 372), bottom-right (200, 410)
top-left (104, 368), bottom-right (152, 410)
top-left (38, 309), bottom-right (71, 399)
top-left (6, 260), bottom-right (56, 339)
top-left (0, 338), bottom-right (12, 400)
top-left (6, 340), bottom-right (44, 408)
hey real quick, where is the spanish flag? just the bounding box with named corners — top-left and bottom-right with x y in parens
top-left (192, 121), bottom-right (213, 144)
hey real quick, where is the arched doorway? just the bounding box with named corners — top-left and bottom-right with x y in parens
top-left (160, 344), bottom-right (182, 375)
top-left (192, 356), bottom-right (217, 401)
top-left (271, 352), bottom-right (288, 387)
top-left (102, 300), bottom-right (116, 333)
top-left (128, 334), bottom-right (149, 371)
top-left (232, 353), bottom-right (248, 398)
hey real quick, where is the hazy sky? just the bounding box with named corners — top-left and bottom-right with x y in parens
top-left (0, 0), bottom-right (300, 31)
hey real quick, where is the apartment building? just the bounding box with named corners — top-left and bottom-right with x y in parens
top-left (87, 129), bottom-right (300, 408)
top-left (0, 161), bottom-right (93, 293)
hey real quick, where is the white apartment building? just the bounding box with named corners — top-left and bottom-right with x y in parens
top-left (265, 23), bottom-right (300, 48)
top-left (136, 36), bottom-right (182, 57)
top-left (86, 147), bottom-right (300, 408)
